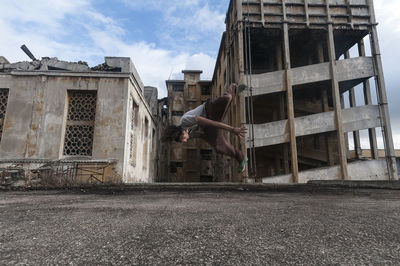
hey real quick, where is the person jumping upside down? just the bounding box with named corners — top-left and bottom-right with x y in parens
top-left (162, 83), bottom-right (248, 173)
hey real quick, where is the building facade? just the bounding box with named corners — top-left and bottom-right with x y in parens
top-left (212, 0), bottom-right (398, 183)
top-left (165, 70), bottom-right (220, 182)
top-left (0, 56), bottom-right (157, 185)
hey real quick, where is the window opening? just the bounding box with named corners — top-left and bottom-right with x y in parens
top-left (0, 89), bottom-right (9, 143)
top-left (63, 90), bottom-right (97, 156)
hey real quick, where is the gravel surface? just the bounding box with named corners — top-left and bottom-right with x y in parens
top-left (1, 189), bottom-right (400, 265)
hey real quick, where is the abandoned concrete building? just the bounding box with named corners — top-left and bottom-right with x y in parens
top-left (209, 0), bottom-right (398, 182)
top-left (0, 56), bottom-right (158, 184)
top-left (165, 71), bottom-right (218, 182)
top-left (1, 0), bottom-right (398, 186)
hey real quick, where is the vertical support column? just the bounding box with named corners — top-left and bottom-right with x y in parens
top-left (236, 0), bottom-right (249, 181)
top-left (367, 0), bottom-right (398, 180)
top-left (260, 0), bottom-right (265, 27)
top-left (340, 94), bottom-right (350, 159)
top-left (237, 0), bottom-right (245, 84)
top-left (358, 39), bottom-right (378, 159)
top-left (318, 41), bottom-right (334, 166)
top-left (349, 89), bottom-right (362, 158)
top-left (344, 0), bottom-right (354, 29)
top-left (273, 110), bottom-right (281, 175)
top-left (304, 0), bottom-right (310, 28)
top-left (282, 0), bottom-right (299, 183)
top-left (277, 40), bottom-right (290, 174)
top-left (326, 1), bottom-right (348, 179)
top-left (345, 51), bottom-right (362, 158)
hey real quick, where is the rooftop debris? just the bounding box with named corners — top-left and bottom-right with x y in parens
top-left (0, 57), bottom-right (122, 73)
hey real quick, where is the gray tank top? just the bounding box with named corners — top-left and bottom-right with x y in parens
top-left (179, 103), bottom-right (207, 136)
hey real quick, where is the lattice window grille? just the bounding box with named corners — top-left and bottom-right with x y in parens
top-left (63, 90), bottom-right (97, 156)
top-left (0, 89), bottom-right (9, 143)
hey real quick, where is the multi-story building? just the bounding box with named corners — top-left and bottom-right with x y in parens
top-left (212, 0), bottom-right (398, 183)
top-left (165, 70), bottom-right (218, 182)
top-left (0, 56), bottom-right (158, 185)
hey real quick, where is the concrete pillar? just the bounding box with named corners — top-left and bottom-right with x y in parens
top-left (368, 0), bottom-right (398, 180)
top-left (326, 0), bottom-right (348, 179)
top-left (282, 0), bottom-right (299, 182)
top-left (345, 51), bottom-right (362, 158)
top-left (358, 39), bottom-right (378, 159)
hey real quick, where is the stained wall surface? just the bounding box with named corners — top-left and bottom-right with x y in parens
top-left (165, 71), bottom-right (215, 182)
top-left (210, 0), bottom-right (398, 182)
top-left (0, 57), bottom-right (157, 183)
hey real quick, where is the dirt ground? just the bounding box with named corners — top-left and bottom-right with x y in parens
top-left (1, 188), bottom-right (400, 265)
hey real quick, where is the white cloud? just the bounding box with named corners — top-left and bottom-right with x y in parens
top-left (120, 0), bottom-right (226, 53)
top-left (160, 2), bottom-right (225, 34)
top-left (0, 0), bottom-right (116, 62)
top-left (120, 0), bottom-right (200, 12)
top-left (0, 0), bottom-right (222, 100)
top-left (86, 32), bottom-right (215, 97)
top-left (375, 0), bottom-right (400, 33)
top-left (372, 0), bottom-right (400, 148)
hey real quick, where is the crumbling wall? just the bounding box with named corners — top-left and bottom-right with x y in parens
top-left (0, 161), bottom-right (119, 189)
top-left (122, 79), bottom-right (157, 183)
top-left (0, 56), bottom-right (157, 183)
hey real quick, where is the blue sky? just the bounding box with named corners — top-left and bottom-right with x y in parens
top-left (0, 0), bottom-right (399, 148)
top-left (0, 0), bottom-right (229, 97)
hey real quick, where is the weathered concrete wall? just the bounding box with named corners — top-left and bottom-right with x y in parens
top-left (248, 105), bottom-right (381, 148)
top-left (122, 79), bottom-right (157, 183)
top-left (249, 57), bottom-right (375, 97)
top-left (210, 0), bottom-right (397, 182)
top-left (105, 57), bottom-right (144, 92)
top-left (0, 64), bottom-right (156, 183)
top-left (262, 159), bottom-right (389, 183)
top-left (164, 71), bottom-right (214, 182)
top-left (0, 73), bottom-right (128, 177)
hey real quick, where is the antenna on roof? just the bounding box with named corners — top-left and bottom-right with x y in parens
top-left (20, 44), bottom-right (37, 61)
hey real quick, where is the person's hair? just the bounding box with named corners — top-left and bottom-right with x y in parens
top-left (162, 125), bottom-right (183, 142)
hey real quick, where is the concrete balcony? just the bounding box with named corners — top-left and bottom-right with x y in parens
top-left (246, 105), bottom-right (381, 148)
top-left (247, 56), bottom-right (375, 97)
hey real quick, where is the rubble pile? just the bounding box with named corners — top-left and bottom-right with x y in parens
top-left (90, 62), bottom-right (122, 72)
top-left (0, 57), bottom-right (91, 72)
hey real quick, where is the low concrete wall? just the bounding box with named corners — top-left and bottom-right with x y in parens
top-left (262, 159), bottom-right (389, 183)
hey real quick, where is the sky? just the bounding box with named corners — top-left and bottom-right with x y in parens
top-left (0, 0), bottom-right (399, 148)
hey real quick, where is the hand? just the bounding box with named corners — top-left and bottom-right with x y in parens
top-left (232, 126), bottom-right (247, 137)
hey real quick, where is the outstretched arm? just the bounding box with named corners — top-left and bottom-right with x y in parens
top-left (195, 116), bottom-right (247, 137)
